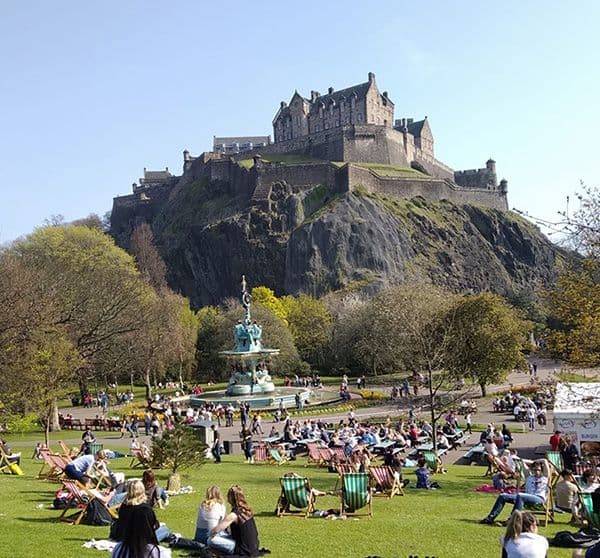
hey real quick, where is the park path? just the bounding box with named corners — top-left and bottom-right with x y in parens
top-left (40, 358), bottom-right (584, 463)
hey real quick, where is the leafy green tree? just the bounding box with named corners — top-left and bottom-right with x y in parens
top-left (251, 286), bottom-right (288, 325)
top-left (545, 259), bottom-right (600, 367)
top-left (445, 292), bottom-right (529, 396)
top-left (281, 294), bottom-right (333, 369)
top-left (13, 225), bottom-right (156, 398)
top-left (151, 422), bottom-right (206, 491)
top-left (195, 306), bottom-right (228, 381)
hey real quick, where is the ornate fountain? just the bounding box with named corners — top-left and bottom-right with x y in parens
top-left (220, 276), bottom-right (278, 395)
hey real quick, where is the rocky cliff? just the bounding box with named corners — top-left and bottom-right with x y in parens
top-left (111, 172), bottom-right (566, 308)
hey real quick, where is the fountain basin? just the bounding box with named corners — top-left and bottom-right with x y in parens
top-left (190, 386), bottom-right (340, 410)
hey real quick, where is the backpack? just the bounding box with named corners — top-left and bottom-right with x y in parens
top-left (84, 498), bottom-right (114, 526)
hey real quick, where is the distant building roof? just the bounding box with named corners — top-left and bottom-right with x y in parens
top-left (139, 168), bottom-right (172, 185)
top-left (554, 382), bottom-right (600, 416)
top-left (213, 136), bottom-right (270, 146)
top-left (407, 119), bottom-right (427, 137)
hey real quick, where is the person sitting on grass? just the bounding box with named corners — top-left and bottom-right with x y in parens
top-left (170, 485), bottom-right (227, 552)
top-left (415, 458), bottom-right (440, 489)
top-left (501, 510), bottom-right (548, 558)
top-left (112, 503), bottom-right (171, 558)
top-left (481, 460), bottom-right (550, 525)
top-left (208, 485), bottom-right (264, 556)
top-left (143, 469), bottom-right (169, 509)
top-left (111, 480), bottom-right (171, 543)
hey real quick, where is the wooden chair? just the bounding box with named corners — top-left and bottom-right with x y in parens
top-left (58, 479), bottom-right (120, 525)
top-left (269, 447), bottom-right (290, 466)
top-left (581, 493), bottom-right (600, 529)
top-left (37, 450), bottom-right (68, 482)
top-left (369, 465), bottom-right (403, 498)
top-left (129, 447), bottom-right (152, 469)
top-left (334, 463), bottom-right (356, 490)
top-left (0, 445), bottom-right (23, 476)
top-left (276, 476), bottom-right (316, 518)
top-left (305, 442), bottom-right (325, 467)
top-left (253, 443), bottom-right (269, 464)
top-left (58, 441), bottom-right (77, 460)
top-left (340, 472), bottom-right (372, 518)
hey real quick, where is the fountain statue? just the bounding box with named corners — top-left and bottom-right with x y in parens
top-left (220, 276), bottom-right (278, 396)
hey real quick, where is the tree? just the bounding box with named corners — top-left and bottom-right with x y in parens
top-left (195, 300), bottom-right (305, 381)
top-left (281, 294), bottom-right (333, 369)
top-left (376, 285), bottom-right (469, 452)
top-left (151, 422), bottom-right (206, 491)
top-left (545, 259), bottom-right (600, 367)
top-left (445, 293), bottom-right (529, 396)
top-left (195, 306), bottom-right (228, 381)
top-left (251, 286), bottom-right (288, 325)
top-left (130, 223), bottom-right (168, 291)
top-left (13, 225), bottom-right (156, 398)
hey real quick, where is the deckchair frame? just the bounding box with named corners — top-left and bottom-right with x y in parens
top-left (276, 476), bottom-right (315, 518)
top-left (340, 472), bottom-right (372, 518)
top-left (369, 465), bottom-right (403, 497)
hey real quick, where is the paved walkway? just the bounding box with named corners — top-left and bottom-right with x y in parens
top-left (47, 358), bottom-right (592, 465)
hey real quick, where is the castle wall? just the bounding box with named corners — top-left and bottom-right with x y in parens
top-left (256, 161), bottom-right (337, 192)
top-left (346, 165), bottom-right (508, 210)
top-left (454, 167), bottom-right (497, 190)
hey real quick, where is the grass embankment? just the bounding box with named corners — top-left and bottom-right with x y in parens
top-left (1, 445), bottom-right (575, 558)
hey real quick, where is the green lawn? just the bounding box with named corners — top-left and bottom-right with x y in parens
top-left (1, 444), bottom-right (575, 558)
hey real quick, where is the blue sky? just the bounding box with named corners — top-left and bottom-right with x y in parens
top-left (1, 1), bottom-right (598, 243)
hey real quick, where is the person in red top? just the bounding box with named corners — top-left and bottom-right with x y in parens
top-left (549, 430), bottom-right (562, 451)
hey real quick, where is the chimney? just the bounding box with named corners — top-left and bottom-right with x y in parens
top-left (165, 167), bottom-right (169, 172)
top-left (280, 101), bottom-right (287, 108)
top-left (368, 72), bottom-right (375, 83)
top-left (383, 91), bottom-right (388, 98)
top-left (407, 118), bottom-right (413, 126)
top-left (310, 90), bottom-right (320, 102)
top-left (328, 87), bottom-right (334, 94)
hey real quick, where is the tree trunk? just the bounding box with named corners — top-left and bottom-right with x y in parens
top-left (144, 368), bottom-right (152, 400)
top-left (178, 360), bottom-right (184, 389)
top-left (480, 383), bottom-right (487, 397)
top-left (78, 376), bottom-right (88, 402)
top-left (44, 409), bottom-right (51, 447)
top-left (49, 399), bottom-right (61, 432)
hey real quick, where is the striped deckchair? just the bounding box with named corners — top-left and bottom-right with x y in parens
top-left (422, 450), bottom-right (443, 474)
top-left (340, 472), bottom-right (372, 517)
top-left (253, 443), bottom-right (269, 464)
top-left (269, 448), bottom-right (290, 466)
top-left (369, 465), bottom-right (403, 497)
top-left (305, 442), bottom-right (325, 467)
top-left (37, 450), bottom-right (68, 482)
top-left (58, 479), bottom-right (120, 525)
top-left (276, 476), bottom-right (315, 518)
top-left (334, 463), bottom-right (356, 490)
top-left (581, 493), bottom-right (600, 529)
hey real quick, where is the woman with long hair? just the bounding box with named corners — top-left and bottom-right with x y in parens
top-left (196, 485), bottom-right (227, 544)
top-left (208, 485), bottom-right (260, 556)
top-left (111, 504), bottom-right (171, 558)
top-left (501, 511), bottom-right (548, 558)
top-left (142, 469), bottom-right (169, 508)
top-left (111, 480), bottom-right (170, 544)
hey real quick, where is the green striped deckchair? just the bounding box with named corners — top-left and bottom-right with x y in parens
top-left (546, 451), bottom-right (564, 474)
top-left (581, 493), bottom-right (600, 529)
top-left (276, 476), bottom-right (315, 518)
top-left (422, 450), bottom-right (442, 473)
top-left (341, 472), bottom-right (372, 517)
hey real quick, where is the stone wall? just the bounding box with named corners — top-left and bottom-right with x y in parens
top-left (345, 164), bottom-right (508, 210)
top-left (454, 167), bottom-right (497, 190)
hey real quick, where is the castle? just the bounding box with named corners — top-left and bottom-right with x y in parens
top-left (112, 73), bottom-right (508, 239)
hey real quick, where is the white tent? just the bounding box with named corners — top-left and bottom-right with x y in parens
top-left (553, 382), bottom-right (600, 448)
